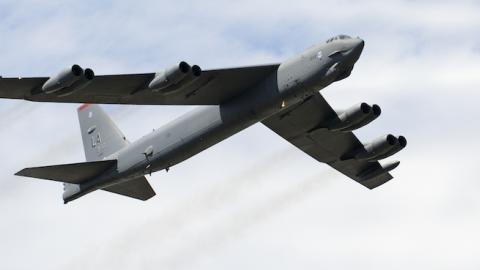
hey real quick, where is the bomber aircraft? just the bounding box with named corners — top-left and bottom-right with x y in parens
top-left (0, 35), bottom-right (406, 203)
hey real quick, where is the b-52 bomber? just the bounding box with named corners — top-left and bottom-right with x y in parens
top-left (0, 35), bottom-right (406, 203)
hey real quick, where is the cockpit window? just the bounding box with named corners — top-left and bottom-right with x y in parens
top-left (337, 34), bottom-right (351, 39)
top-left (326, 35), bottom-right (352, 43)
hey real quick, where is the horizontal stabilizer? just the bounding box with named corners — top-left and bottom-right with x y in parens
top-left (102, 176), bottom-right (156, 201)
top-left (15, 160), bottom-right (116, 184)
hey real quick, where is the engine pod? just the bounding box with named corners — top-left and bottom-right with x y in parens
top-left (329, 103), bottom-right (370, 131)
top-left (55, 68), bottom-right (95, 97)
top-left (148, 61), bottom-right (191, 92)
top-left (42, 64), bottom-right (84, 94)
top-left (346, 104), bottom-right (381, 131)
top-left (373, 135), bottom-right (407, 160)
top-left (354, 134), bottom-right (398, 161)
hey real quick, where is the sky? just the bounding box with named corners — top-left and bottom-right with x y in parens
top-left (0, 0), bottom-right (479, 269)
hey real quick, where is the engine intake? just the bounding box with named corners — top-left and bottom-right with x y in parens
top-left (329, 103), bottom-right (381, 132)
top-left (191, 65), bottom-right (202, 77)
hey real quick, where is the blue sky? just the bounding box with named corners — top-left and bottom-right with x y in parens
top-left (1, 0), bottom-right (480, 269)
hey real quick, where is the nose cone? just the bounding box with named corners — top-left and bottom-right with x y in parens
top-left (354, 38), bottom-right (365, 53)
top-left (349, 38), bottom-right (364, 61)
top-left (337, 38), bottom-right (364, 67)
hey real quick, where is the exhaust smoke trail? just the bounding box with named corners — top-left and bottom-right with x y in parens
top-left (63, 148), bottom-right (339, 270)
top-left (154, 170), bottom-right (339, 270)
top-left (62, 147), bottom-right (300, 269)
top-left (0, 102), bottom-right (38, 128)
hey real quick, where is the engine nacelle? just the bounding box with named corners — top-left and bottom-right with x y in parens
top-left (356, 134), bottom-right (397, 160)
top-left (329, 103), bottom-right (381, 132)
top-left (148, 61), bottom-right (202, 93)
top-left (168, 64), bottom-right (202, 92)
top-left (354, 134), bottom-right (407, 161)
top-left (42, 64), bottom-right (84, 94)
top-left (357, 160), bottom-right (400, 181)
top-left (55, 68), bottom-right (95, 97)
top-left (374, 135), bottom-right (407, 160)
top-left (346, 104), bottom-right (381, 131)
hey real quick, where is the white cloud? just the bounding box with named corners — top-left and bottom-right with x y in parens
top-left (0, 0), bottom-right (479, 269)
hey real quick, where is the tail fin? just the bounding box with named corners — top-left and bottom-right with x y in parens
top-left (16, 105), bottom-right (155, 203)
top-left (77, 104), bottom-right (129, 161)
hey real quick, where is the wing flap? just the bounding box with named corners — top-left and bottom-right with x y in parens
top-left (102, 176), bottom-right (156, 201)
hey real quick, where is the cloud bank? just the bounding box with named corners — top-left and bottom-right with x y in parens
top-left (0, 0), bottom-right (479, 269)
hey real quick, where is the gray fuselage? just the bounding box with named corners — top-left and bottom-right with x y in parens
top-left (76, 36), bottom-right (365, 201)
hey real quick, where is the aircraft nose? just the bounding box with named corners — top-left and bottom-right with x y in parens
top-left (347, 38), bottom-right (364, 62)
top-left (352, 38), bottom-right (364, 55)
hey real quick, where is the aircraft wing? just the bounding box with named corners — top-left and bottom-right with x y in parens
top-left (0, 63), bottom-right (279, 105)
top-left (262, 93), bottom-right (394, 189)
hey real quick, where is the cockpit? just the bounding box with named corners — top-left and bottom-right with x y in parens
top-left (326, 35), bottom-right (352, 43)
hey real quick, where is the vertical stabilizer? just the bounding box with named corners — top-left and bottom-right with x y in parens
top-left (77, 104), bottom-right (129, 161)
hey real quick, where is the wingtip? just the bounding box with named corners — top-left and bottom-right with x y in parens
top-left (14, 168), bottom-right (27, 177)
top-left (146, 192), bottom-right (157, 201)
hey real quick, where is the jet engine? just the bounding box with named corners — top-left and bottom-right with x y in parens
top-left (148, 62), bottom-right (202, 94)
top-left (373, 135), bottom-right (407, 160)
top-left (354, 134), bottom-right (407, 161)
top-left (346, 104), bottom-right (381, 130)
top-left (329, 103), bottom-right (381, 132)
top-left (55, 68), bottom-right (95, 97)
top-left (41, 65), bottom-right (95, 96)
